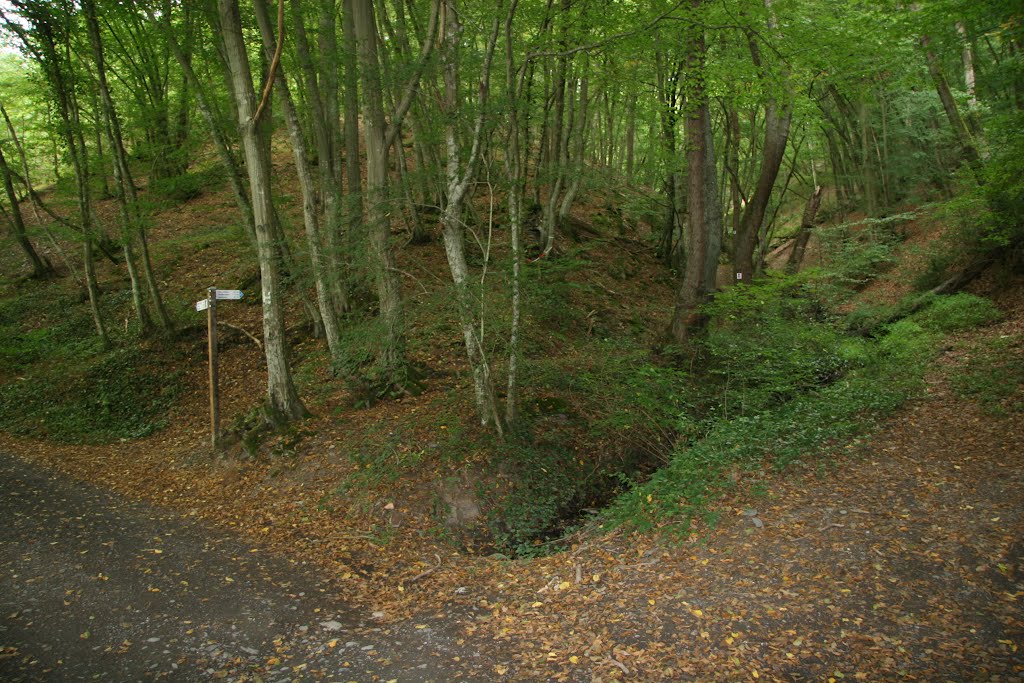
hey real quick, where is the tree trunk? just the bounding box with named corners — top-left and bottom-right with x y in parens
top-left (921, 33), bottom-right (984, 184)
top-left (438, 0), bottom-right (505, 435)
top-left (352, 0), bottom-right (407, 384)
top-left (670, 3), bottom-right (717, 344)
top-left (253, 0), bottom-right (344, 362)
top-left (85, 0), bottom-right (175, 333)
top-left (219, 0), bottom-right (308, 423)
top-left (0, 145), bottom-right (51, 278)
top-left (786, 185), bottom-right (823, 274)
top-left (159, 0), bottom-right (256, 241)
top-left (29, 15), bottom-right (109, 347)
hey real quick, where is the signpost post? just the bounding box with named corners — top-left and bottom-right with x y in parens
top-left (196, 287), bottom-right (244, 450)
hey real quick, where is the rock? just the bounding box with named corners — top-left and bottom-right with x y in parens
top-left (320, 620), bottom-right (344, 631)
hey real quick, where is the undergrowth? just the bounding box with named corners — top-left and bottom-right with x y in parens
top-left (0, 280), bottom-right (184, 443)
top-left (951, 334), bottom-right (1024, 416)
top-left (604, 283), bottom-right (1002, 536)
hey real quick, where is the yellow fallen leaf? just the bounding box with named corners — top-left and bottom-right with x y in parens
top-left (592, 574), bottom-right (601, 583)
top-left (692, 609), bottom-right (703, 618)
top-left (531, 602), bottom-right (544, 608)
top-left (327, 639), bottom-right (338, 648)
top-left (557, 581), bottom-right (571, 591)
top-left (495, 664), bottom-right (508, 675)
top-left (267, 657), bottom-right (280, 666)
top-left (569, 655), bottom-right (579, 664)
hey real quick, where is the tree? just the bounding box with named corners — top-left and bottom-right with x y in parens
top-left (218, 0), bottom-right (308, 423)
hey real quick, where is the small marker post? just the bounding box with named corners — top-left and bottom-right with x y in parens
top-left (196, 287), bottom-right (244, 450)
top-left (207, 286), bottom-right (220, 450)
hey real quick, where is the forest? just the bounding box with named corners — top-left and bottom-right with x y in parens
top-left (0, 0), bottom-right (1023, 677)
top-left (0, 0), bottom-right (1019, 540)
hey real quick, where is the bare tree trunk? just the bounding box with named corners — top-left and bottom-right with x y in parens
top-left (158, 1), bottom-right (255, 241)
top-left (0, 145), bottom-right (51, 278)
top-left (503, 0), bottom-right (523, 429)
top-left (252, 0), bottom-right (344, 362)
top-left (341, 0), bottom-right (363, 244)
top-left (351, 0), bottom-right (439, 388)
top-left (624, 91), bottom-right (636, 184)
top-left (786, 185), bottom-right (823, 273)
top-left (352, 0), bottom-right (406, 383)
top-left (85, 0), bottom-right (175, 334)
top-left (670, 3), bottom-right (717, 344)
top-left (733, 2), bottom-right (792, 282)
top-left (27, 14), bottom-right (110, 347)
top-left (921, 33), bottom-right (984, 184)
top-left (438, 0), bottom-right (504, 434)
top-left (289, 0), bottom-right (349, 314)
top-left (558, 69), bottom-right (589, 225)
top-left (219, 0), bottom-right (308, 423)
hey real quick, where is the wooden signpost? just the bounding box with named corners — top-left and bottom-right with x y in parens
top-left (196, 287), bottom-right (244, 450)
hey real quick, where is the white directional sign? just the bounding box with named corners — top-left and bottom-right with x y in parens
top-left (195, 299), bottom-right (210, 311)
top-left (215, 289), bottom-right (244, 300)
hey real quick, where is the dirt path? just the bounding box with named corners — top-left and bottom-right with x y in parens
top-left (0, 454), bottom-right (484, 682)
top-left (433, 335), bottom-right (1024, 681)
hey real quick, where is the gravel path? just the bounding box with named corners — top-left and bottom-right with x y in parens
top-left (0, 454), bottom-right (477, 682)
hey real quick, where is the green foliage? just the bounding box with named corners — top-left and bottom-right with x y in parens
top-left (912, 293), bottom-right (1002, 333)
top-left (604, 286), bottom-right (1001, 535)
top-left (701, 274), bottom-right (850, 415)
top-left (147, 166), bottom-right (225, 203)
top-left (977, 112), bottom-right (1024, 251)
top-left (482, 440), bottom-right (592, 558)
top-left (950, 335), bottom-right (1024, 416)
top-left (816, 215), bottom-right (910, 290)
top-left (0, 346), bottom-right (182, 443)
top-left (917, 113), bottom-right (1024, 289)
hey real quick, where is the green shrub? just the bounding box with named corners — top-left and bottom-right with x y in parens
top-left (911, 293), bottom-right (1002, 333)
top-left (602, 282), bottom-right (978, 535)
top-left (483, 441), bottom-right (593, 557)
top-left (0, 347), bottom-right (182, 443)
top-left (148, 167), bottom-right (225, 202)
top-left (701, 274), bottom-right (850, 415)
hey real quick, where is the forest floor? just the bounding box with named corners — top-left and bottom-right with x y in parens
top-left (2, 161), bottom-right (1023, 679)
top-left (2, 271), bottom-right (1023, 681)
top-left (3, 291), bottom-right (1023, 681)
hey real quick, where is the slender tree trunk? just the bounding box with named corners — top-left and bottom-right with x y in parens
top-left (352, 0), bottom-right (406, 383)
top-left (253, 0), bottom-right (344, 362)
top-left (786, 185), bottom-right (823, 273)
top-left (85, 0), bottom-right (175, 333)
top-left (438, 0), bottom-right (504, 434)
top-left (670, 3), bottom-right (717, 344)
top-left (625, 91), bottom-right (636, 184)
top-left (31, 16), bottom-right (109, 347)
top-left (159, 1), bottom-right (256, 240)
top-left (219, 0), bottom-right (308, 423)
top-left (503, 0), bottom-right (523, 429)
top-left (860, 99), bottom-right (877, 215)
top-left (558, 69), bottom-right (589, 224)
top-left (0, 145), bottom-right (50, 278)
top-left (921, 33), bottom-right (984, 183)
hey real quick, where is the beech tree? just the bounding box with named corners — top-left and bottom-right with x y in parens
top-left (219, 0), bottom-right (307, 423)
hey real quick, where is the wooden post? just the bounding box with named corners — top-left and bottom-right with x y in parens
top-left (207, 286), bottom-right (220, 450)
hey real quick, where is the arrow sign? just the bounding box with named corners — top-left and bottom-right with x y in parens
top-left (195, 299), bottom-right (210, 311)
top-left (215, 289), bottom-right (244, 300)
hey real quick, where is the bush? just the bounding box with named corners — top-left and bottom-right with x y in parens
top-left (912, 293), bottom-right (1002, 333)
top-left (0, 347), bottom-right (182, 443)
top-left (604, 286), bottom-right (999, 535)
top-left (701, 274), bottom-right (850, 414)
top-left (148, 166), bottom-right (225, 202)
